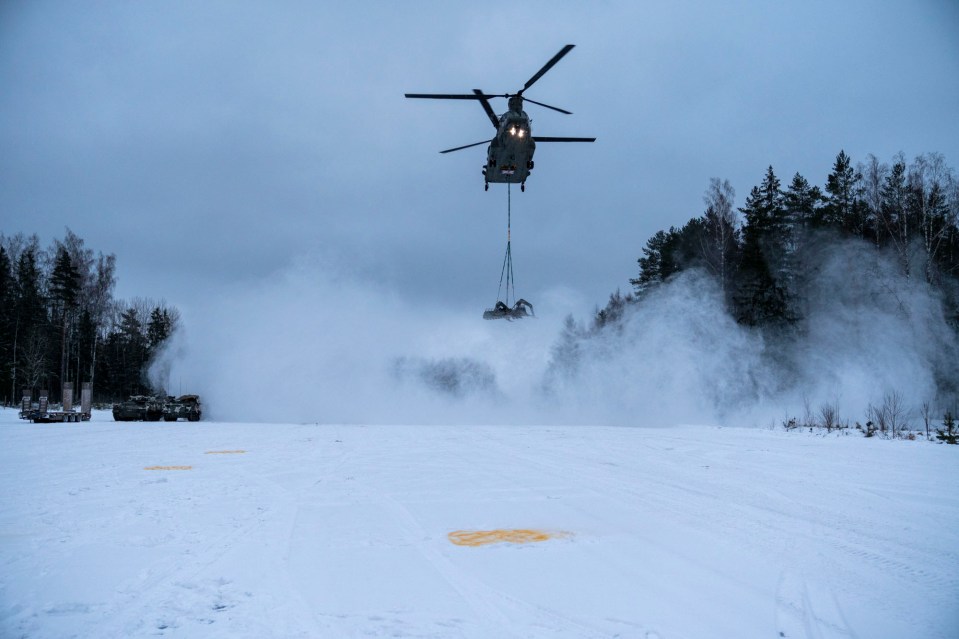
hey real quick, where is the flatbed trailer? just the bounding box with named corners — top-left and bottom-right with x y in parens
top-left (19, 383), bottom-right (93, 423)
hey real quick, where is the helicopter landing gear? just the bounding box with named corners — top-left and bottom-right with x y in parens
top-left (485, 182), bottom-right (489, 191)
top-left (521, 182), bottom-right (525, 192)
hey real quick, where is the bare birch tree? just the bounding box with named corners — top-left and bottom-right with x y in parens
top-left (701, 178), bottom-right (738, 299)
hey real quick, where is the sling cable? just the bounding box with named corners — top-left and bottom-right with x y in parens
top-left (483, 183), bottom-right (534, 320)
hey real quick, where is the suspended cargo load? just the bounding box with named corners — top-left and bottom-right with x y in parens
top-left (483, 299), bottom-right (534, 320)
top-left (483, 183), bottom-right (534, 320)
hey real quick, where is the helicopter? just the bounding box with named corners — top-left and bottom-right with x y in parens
top-left (405, 44), bottom-right (595, 191)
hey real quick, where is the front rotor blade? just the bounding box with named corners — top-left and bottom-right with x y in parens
top-left (405, 93), bottom-right (485, 100)
top-left (440, 139), bottom-right (493, 154)
top-left (532, 136), bottom-right (596, 143)
top-left (473, 89), bottom-right (500, 128)
top-left (521, 44), bottom-right (575, 93)
top-left (521, 97), bottom-right (572, 115)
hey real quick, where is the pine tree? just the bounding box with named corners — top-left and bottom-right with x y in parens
top-left (879, 157), bottom-right (911, 276)
top-left (50, 248), bottom-right (81, 399)
top-left (13, 249), bottom-right (49, 396)
top-left (822, 150), bottom-right (866, 234)
top-left (631, 229), bottom-right (678, 294)
top-left (593, 290), bottom-right (631, 331)
top-left (147, 307), bottom-right (173, 350)
top-left (757, 166), bottom-right (794, 289)
top-left (76, 309), bottom-right (97, 387)
top-left (548, 314), bottom-right (585, 383)
top-left (0, 246), bottom-right (13, 404)
top-left (50, 248), bottom-right (80, 309)
top-left (783, 173), bottom-right (821, 233)
top-left (117, 307), bottom-right (149, 397)
top-left (780, 172), bottom-right (822, 318)
top-left (734, 168), bottom-right (790, 326)
top-left (631, 219), bottom-right (712, 297)
top-left (937, 412), bottom-right (958, 445)
top-left (15, 249), bottom-right (45, 327)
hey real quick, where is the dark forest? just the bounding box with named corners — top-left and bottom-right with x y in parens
top-left (0, 229), bottom-right (177, 405)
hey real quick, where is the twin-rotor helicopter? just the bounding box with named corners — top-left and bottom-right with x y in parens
top-left (406, 44), bottom-right (595, 191)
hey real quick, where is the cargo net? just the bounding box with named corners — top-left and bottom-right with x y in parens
top-left (484, 183), bottom-right (534, 320)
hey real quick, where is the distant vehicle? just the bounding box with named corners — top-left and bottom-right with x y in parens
top-left (20, 382), bottom-right (93, 423)
top-left (112, 395), bottom-right (164, 422)
top-left (163, 395), bottom-right (202, 422)
top-left (406, 44), bottom-right (595, 191)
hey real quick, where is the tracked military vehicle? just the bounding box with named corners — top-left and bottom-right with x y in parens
top-left (112, 395), bottom-right (164, 421)
top-left (163, 395), bottom-right (202, 422)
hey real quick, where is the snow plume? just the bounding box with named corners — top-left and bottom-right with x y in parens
top-left (783, 239), bottom-right (959, 420)
top-left (149, 255), bottom-right (563, 424)
top-left (543, 271), bottom-right (772, 426)
top-left (151, 241), bottom-right (957, 427)
top-left (391, 357), bottom-right (499, 400)
top-left (545, 238), bottom-right (959, 427)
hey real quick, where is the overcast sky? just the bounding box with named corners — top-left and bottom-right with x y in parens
top-left (2, 0), bottom-right (958, 318)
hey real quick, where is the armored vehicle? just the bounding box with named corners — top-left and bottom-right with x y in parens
top-left (163, 395), bottom-right (202, 422)
top-left (112, 395), bottom-right (164, 421)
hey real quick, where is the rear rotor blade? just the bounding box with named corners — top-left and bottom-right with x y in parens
top-left (521, 44), bottom-right (575, 94)
top-left (405, 93), bottom-right (485, 100)
top-left (521, 97), bottom-right (572, 115)
top-left (532, 136), bottom-right (596, 143)
top-left (473, 89), bottom-right (500, 128)
top-left (440, 139), bottom-right (493, 154)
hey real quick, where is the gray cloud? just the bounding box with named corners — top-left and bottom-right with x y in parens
top-left (2, 0), bottom-right (958, 319)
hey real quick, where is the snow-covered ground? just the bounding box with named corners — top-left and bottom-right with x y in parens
top-left (1, 408), bottom-right (956, 639)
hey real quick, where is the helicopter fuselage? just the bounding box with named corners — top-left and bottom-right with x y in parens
top-left (484, 109), bottom-right (535, 185)
top-left (405, 44), bottom-right (594, 191)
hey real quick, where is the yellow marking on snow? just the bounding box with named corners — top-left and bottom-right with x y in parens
top-left (447, 529), bottom-right (566, 547)
top-left (204, 450), bottom-right (246, 454)
top-left (144, 465), bottom-right (192, 471)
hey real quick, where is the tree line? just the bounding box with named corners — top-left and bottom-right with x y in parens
top-left (0, 230), bottom-right (179, 405)
top-left (621, 151), bottom-right (959, 328)
top-left (563, 150), bottom-right (959, 431)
